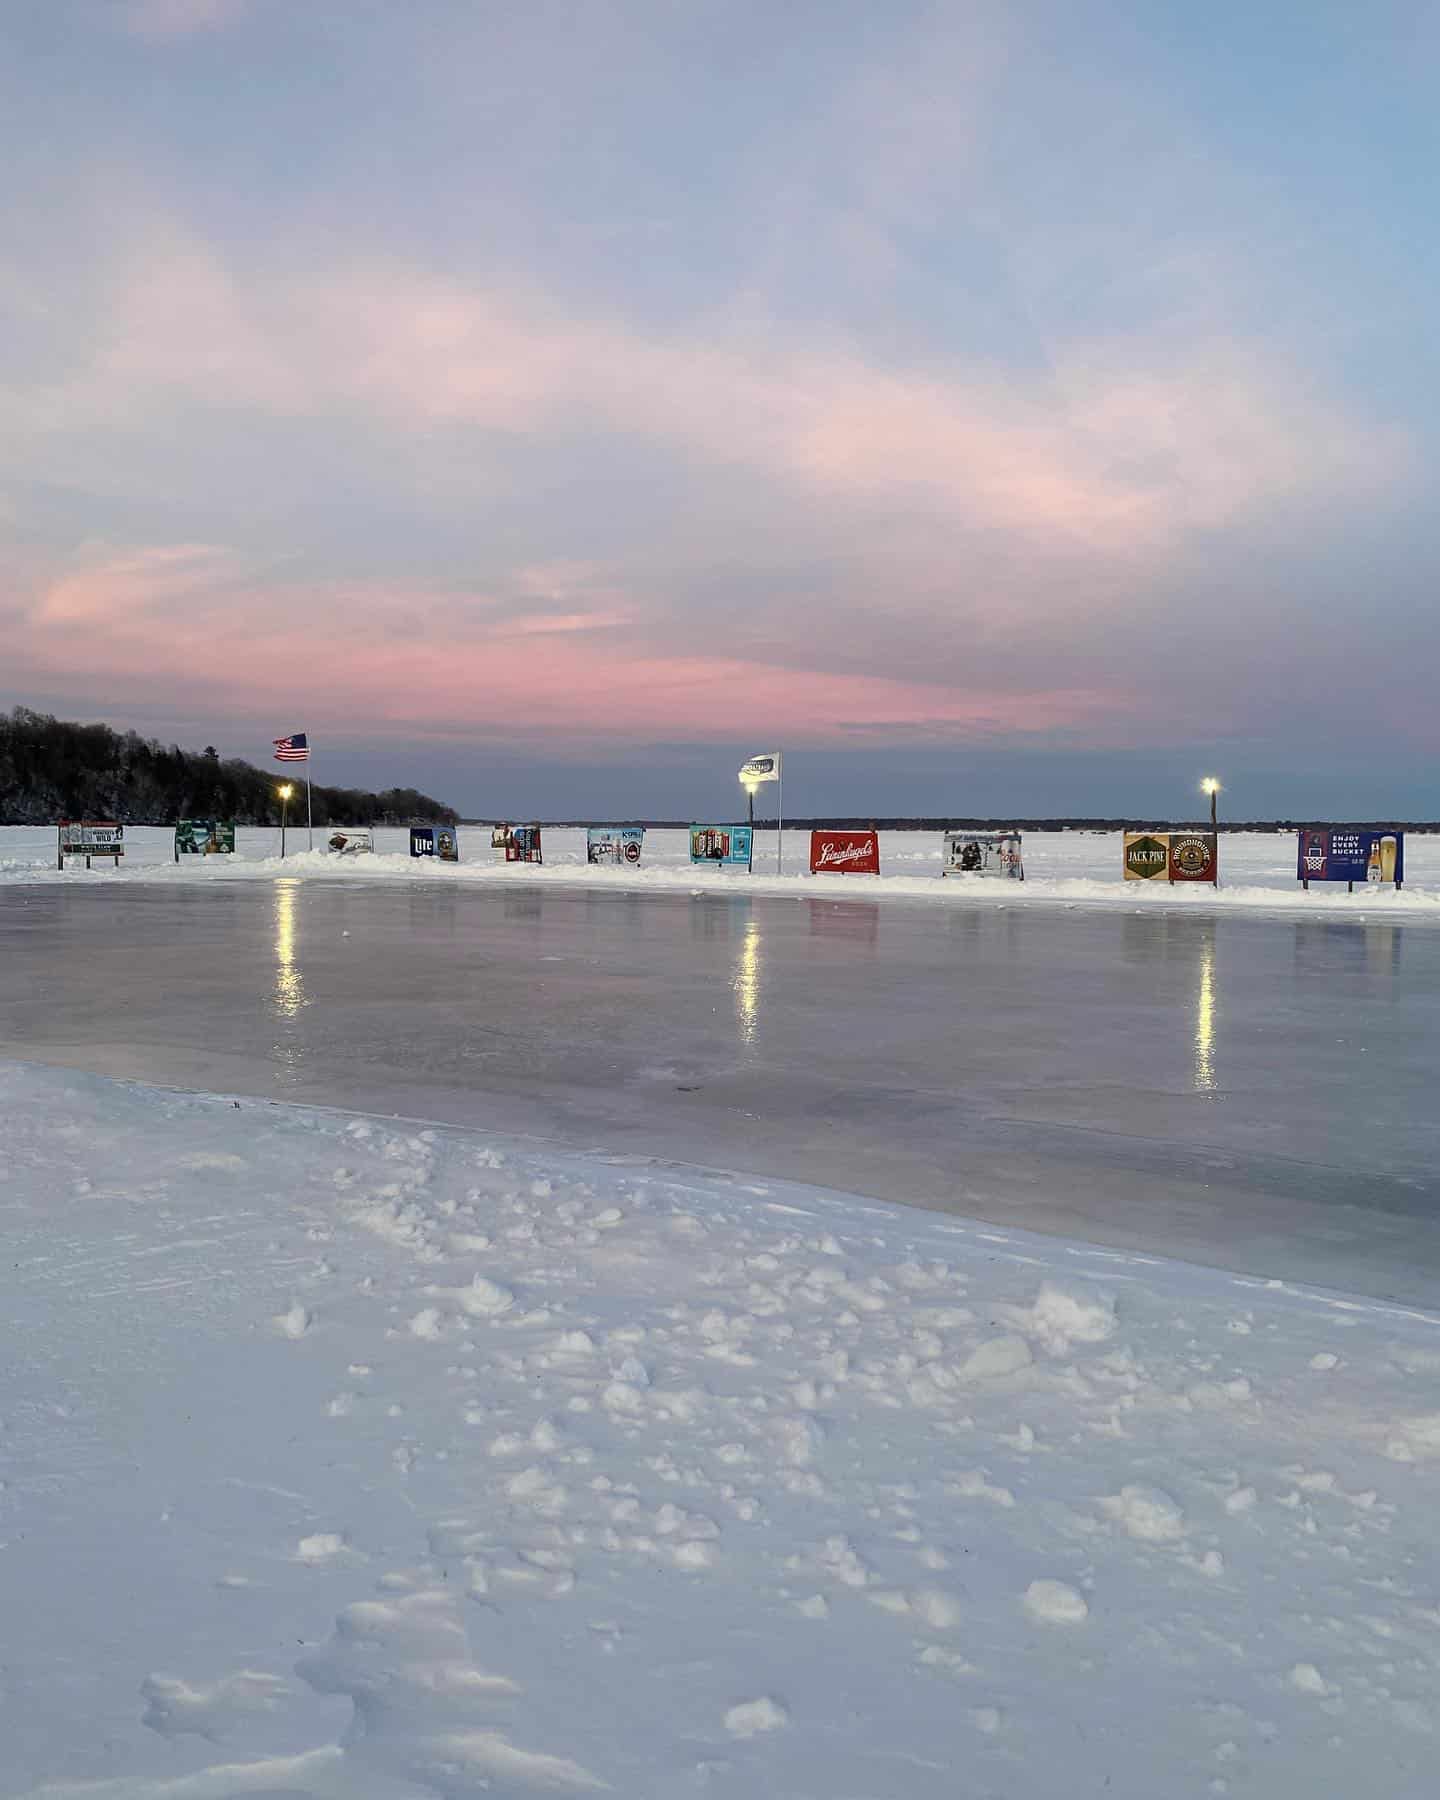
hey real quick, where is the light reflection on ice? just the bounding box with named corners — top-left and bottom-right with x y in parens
top-left (1194, 926), bottom-right (1216, 1093)
top-left (733, 915), bottom-right (761, 1046)
top-left (273, 879), bottom-right (307, 1023)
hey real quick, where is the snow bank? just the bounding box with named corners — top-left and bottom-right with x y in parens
top-left (5, 1059), bottom-right (1440, 1797)
top-left (5, 825), bottom-right (1440, 921)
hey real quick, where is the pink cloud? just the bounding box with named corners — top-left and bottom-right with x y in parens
top-left (123, 0), bottom-right (247, 40)
top-left (15, 543), bottom-right (1144, 748)
top-left (23, 236), bottom-right (1410, 554)
top-left (35, 543), bottom-right (244, 625)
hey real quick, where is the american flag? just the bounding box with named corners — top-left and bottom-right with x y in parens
top-left (273, 732), bottom-right (310, 763)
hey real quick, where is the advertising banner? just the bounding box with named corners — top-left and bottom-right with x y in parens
top-left (1123, 832), bottom-right (1172, 881)
top-left (492, 824), bottom-right (543, 864)
top-left (587, 826), bottom-right (645, 866)
top-left (326, 827), bottom-right (374, 855)
top-left (58, 821), bottom-right (125, 867)
top-left (1123, 831), bottom-right (1218, 883)
top-left (942, 831), bottom-right (1024, 880)
top-left (174, 820), bottom-right (236, 859)
top-left (810, 828), bottom-right (881, 876)
top-left (410, 825), bottom-right (460, 862)
top-left (689, 825), bottom-right (753, 867)
top-left (738, 752), bottom-right (782, 784)
top-left (1297, 828), bottom-right (1404, 888)
top-left (1168, 832), bottom-right (1218, 884)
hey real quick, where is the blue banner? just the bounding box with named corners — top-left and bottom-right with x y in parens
top-left (410, 825), bottom-right (460, 862)
top-left (500, 824), bottom-right (540, 860)
top-left (1297, 828), bottom-right (1404, 885)
top-left (689, 824), bottom-right (753, 867)
top-left (587, 826), bottom-right (645, 866)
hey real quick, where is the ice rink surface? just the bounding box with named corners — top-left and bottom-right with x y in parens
top-left (3, 830), bottom-right (1437, 1304)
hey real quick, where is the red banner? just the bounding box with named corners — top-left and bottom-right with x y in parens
top-left (809, 829), bottom-right (880, 876)
top-left (1167, 832), bottom-right (1217, 883)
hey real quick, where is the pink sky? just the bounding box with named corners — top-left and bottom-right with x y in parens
top-left (2, 0), bottom-right (1434, 809)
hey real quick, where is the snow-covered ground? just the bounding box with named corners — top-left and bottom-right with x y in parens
top-left (3, 826), bottom-right (1439, 919)
top-left (5, 1059), bottom-right (1440, 1799)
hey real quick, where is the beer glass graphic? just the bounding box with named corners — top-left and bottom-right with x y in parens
top-left (1381, 835), bottom-right (1398, 883)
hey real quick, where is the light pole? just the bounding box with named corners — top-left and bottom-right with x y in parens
top-left (740, 777), bottom-right (758, 873)
top-left (1200, 776), bottom-right (1221, 834)
top-left (278, 783), bottom-right (294, 858)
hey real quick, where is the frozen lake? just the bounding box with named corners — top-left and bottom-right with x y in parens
top-left (3, 874), bottom-right (1437, 1304)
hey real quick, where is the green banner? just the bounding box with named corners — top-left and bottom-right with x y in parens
top-left (175, 819), bottom-right (236, 857)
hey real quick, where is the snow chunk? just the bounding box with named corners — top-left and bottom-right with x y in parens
top-left (295, 1533), bottom-right (347, 1564)
top-left (725, 1696), bottom-right (789, 1738)
top-left (1023, 1580), bottom-right (1088, 1625)
top-left (959, 1335), bottom-right (1033, 1382)
top-left (1101, 1485), bottom-right (1185, 1543)
top-left (274, 1303), bottom-right (311, 1339)
top-left (1385, 1413), bottom-right (1440, 1462)
top-left (460, 1275), bottom-right (516, 1317)
top-left (911, 1587), bottom-right (962, 1630)
top-left (948, 1470), bottom-right (1016, 1509)
top-left (142, 1670), bottom-right (288, 1740)
top-left (1290, 1662), bottom-right (1330, 1696)
top-left (409, 1307), bottom-right (443, 1340)
top-left (1018, 1282), bottom-right (1117, 1357)
top-left (773, 1414), bottom-right (825, 1467)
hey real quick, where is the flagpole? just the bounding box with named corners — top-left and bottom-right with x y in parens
top-left (306, 746), bottom-right (313, 852)
top-left (777, 762), bottom-right (783, 875)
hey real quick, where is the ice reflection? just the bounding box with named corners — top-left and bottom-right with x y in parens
top-left (732, 915), bottom-right (762, 1045)
top-left (808, 899), bottom-right (879, 948)
top-left (1194, 926), bottom-right (1216, 1093)
top-left (1366, 923), bottom-right (1402, 978)
top-left (273, 879), bottom-right (307, 1020)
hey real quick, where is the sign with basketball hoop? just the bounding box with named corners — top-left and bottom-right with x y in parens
top-left (689, 825), bottom-right (753, 867)
top-left (587, 826), bottom-right (645, 866)
top-left (942, 831), bottom-right (1024, 880)
top-left (809, 829), bottom-right (880, 876)
top-left (1297, 828), bottom-right (1404, 889)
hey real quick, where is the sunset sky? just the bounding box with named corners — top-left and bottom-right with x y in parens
top-left (3, 1), bottom-right (1438, 817)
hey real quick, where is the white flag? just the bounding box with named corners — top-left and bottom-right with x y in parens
top-left (739, 752), bottom-right (782, 784)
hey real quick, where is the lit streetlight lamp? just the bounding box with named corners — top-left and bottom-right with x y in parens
top-left (739, 775), bottom-right (759, 873)
top-left (1200, 776), bottom-right (1221, 834)
top-left (278, 782), bottom-right (294, 858)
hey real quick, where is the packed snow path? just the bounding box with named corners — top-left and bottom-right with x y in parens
top-left (2, 882), bottom-right (1437, 1302)
top-left (3, 1062), bottom-right (1440, 1798)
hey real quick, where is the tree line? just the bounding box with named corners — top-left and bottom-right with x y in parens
top-left (0, 708), bottom-right (459, 827)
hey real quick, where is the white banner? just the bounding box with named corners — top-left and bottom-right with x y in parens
top-left (325, 827), bottom-right (374, 856)
top-left (738, 752), bottom-right (782, 784)
top-left (59, 822), bottom-right (125, 857)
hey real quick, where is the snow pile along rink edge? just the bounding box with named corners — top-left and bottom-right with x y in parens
top-left (4, 1058), bottom-right (1440, 1799)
